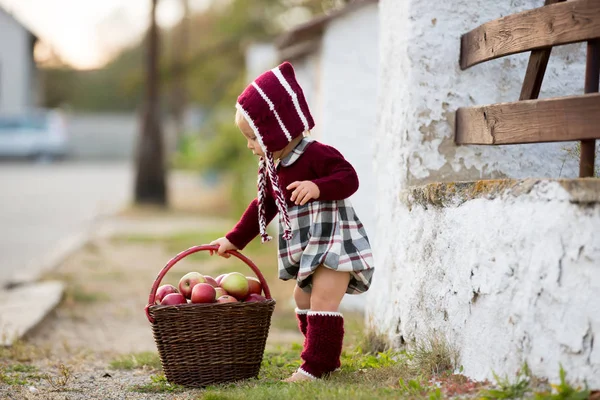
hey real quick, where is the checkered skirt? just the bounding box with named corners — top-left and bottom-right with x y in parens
top-left (277, 199), bottom-right (374, 294)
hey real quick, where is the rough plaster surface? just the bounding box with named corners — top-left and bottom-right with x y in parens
top-left (369, 180), bottom-right (600, 386)
top-left (368, 0), bottom-right (599, 386)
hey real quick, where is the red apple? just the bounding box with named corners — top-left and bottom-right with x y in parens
top-left (214, 287), bottom-right (228, 300)
top-left (191, 283), bottom-right (216, 304)
top-left (246, 277), bottom-right (262, 296)
top-left (178, 272), bottom-right (205, 299)
top-left (215, 274), bottom-right (227, 286)
top-left (204, 276), bottom-right (218, 288)
top-left (217, 295), bottom-right (238, 303)
top-left (161, 293), bottom-right (187, 305)
top-left (245, 293), bottom-right (267, 303)
top-left (155, 284), bottom-right (178, 304)
top-left (220, 272), bottom-right (249, 300)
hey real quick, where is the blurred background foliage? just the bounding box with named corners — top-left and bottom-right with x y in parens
top-left (41, 0), bottom-right (351, 215)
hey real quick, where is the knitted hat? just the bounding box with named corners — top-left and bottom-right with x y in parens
top-left (236, 61), bottom-right (315, 243)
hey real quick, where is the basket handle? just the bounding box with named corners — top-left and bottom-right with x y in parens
top-left (145, 244), bottom-right (272, 323)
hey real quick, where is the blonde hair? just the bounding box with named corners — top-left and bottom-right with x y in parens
top-left (234, 108), bottom-right (245, 129)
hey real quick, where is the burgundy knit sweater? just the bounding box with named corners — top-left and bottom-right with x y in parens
top-left (226, 141), bottom-right (359, 250)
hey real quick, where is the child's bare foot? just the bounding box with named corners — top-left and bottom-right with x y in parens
top-left (283, 369), bottom-right (316, 383)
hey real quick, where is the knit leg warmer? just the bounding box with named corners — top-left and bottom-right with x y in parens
top-left (295, 308), bottom-right (309, 337)
top-left (298, 311), bottom-right (344, 379)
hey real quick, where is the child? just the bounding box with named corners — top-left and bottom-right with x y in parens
top-left (210, 61), bottom-right (374, 382)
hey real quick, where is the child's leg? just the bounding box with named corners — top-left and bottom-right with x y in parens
top-left (286, 266), bottom-right (350, 382)
top-left (309, 266), bottom-right (350, 312)
top-left (294, 284), bottom-right (311, 336)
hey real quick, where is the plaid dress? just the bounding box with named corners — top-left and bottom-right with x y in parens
top-left (276, 139), bottom-right (375, 294)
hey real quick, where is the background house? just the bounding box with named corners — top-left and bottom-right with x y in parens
top-left (0, 6), bottom-right (40, 115)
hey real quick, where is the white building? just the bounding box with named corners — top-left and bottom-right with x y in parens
top-left (0, 6), bottom-right (40, 115)
top-left (368, 0), bottom-right (599, 388)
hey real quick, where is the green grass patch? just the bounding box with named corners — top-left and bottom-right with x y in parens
top-left (109, 351), bottom-right (162, 371)
top-left (0, 369), bottom-right (29, 385)
top-left (111, 229), bottom-right (269, 259)
top-left (128, 344), bottom-right (448, 399)
top-left (111, 231), bottom-right (227, 255)
top-left (130, 373), bottom-right (185, 393)
top-left (66, 284), bottom-right (110, 304)
top-left (480, 364), bottom-right (592, 400)
top-left (408, 333), bottom-right (459, 376)
top-left (6, 363), bottom-right (38, 373)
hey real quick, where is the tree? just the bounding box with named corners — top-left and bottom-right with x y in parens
top-left (134, 0), bottom-right (167, 206)
top-left (170, 0), bottom-right (191, 147)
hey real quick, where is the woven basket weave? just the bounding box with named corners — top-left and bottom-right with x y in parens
top-left (145, 245), bottom-right (276, 388)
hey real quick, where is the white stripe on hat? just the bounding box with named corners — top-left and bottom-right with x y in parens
top-left (235, 103), bottom-right (267, 153)
top-left (251, 82), bottom-right (293, 143)
top-left (270, 66), bottom-right (309, 131)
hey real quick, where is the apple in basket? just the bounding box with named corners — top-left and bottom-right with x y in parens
top-left (161, 293), bottom-right (187, 305)
top-left (178, 272), bottom-right (205, 299)
top-left (217, 295), bottom-right (238, 303)
top-left (220, 272), bottom-right (249, 300)
top-left (246, 277), bottom-right (262, 296)
top-left (214, 287), bottom-right (228, 300)
top-left (155, 284), bottom-right (178, 304)
top-left (245, 293), bottom-right (267, 303)
top-left (191, 283), bottom-right (216, 304)
top-left (204, 275), bottom-right (219, 288)
top-left (215, 274), bottom-right (227, 286)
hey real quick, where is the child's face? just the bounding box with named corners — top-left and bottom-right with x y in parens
top-left (237, 114), bottom-right (265, 157)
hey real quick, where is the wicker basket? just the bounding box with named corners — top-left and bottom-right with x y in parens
top-left (144, 245), bottom-right (276, 388)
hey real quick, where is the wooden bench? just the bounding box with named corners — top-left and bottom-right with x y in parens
top-left (455, 0), bottom-right (600, 177)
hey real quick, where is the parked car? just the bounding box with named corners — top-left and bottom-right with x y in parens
top-left (0, 110), bottom-right (69, 161)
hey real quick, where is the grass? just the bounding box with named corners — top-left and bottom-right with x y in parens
top-left (65, 284), bottom-right (111, 304)
top-left (7, 363), bottom-right (38, 373)
top-left (480, 364), bottom-right (592, 400)
top-left (42, 363), bottom-right (73, 391)
top-left (0, 337), bottom-right (51, 362)
top-left (127, 336), bottom-right (475, 399)
top-left (129, 373), bottom-right (185, 394)
top-left (110, 230), bottom-right (259, 256)
top-left (125, 348), bottom-right (595, 400)
top-left (109, 351), bottom-right (163, 371)
top-left (0, 363), bottom-right (43, 386)
top-left (480, 364), bottom-right (532, 400)
top-left (408, 332), bottom-right (460, 376)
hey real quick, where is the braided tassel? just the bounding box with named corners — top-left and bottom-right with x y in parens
top-left (257, 157), bottom-right (272, 243)
top-left (265, 152), bottom-right (292, 240)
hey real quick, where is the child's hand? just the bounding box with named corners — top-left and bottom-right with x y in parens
top-left (209, 237), bottom-right (238, 258)
top-left (287, 181), bottom-right (320, 205)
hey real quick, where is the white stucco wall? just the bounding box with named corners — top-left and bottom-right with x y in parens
top-left (368, 0), bottom-right (599, 387)
top-left (370, 180), bottom-right (600, 386)
top-left (0, 9), bottom-right (34, 114)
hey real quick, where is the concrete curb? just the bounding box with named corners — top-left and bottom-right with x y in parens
top-left (4, 227), bottom-right (93, 289)
top-left (0, 281), bottom-right (65, 346)
top-left (0, 211), bottom-right (114, 346)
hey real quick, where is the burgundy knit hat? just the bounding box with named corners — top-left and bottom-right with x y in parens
top-left (236, 61), bottom-right (315, 243)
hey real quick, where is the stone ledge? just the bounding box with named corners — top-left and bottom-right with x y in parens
top-left (403, 178), bottom-right (600, 209)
